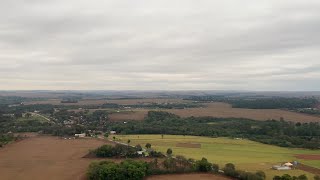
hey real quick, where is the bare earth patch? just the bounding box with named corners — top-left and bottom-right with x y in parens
top-left (295, 154), bottom-right (320, 160)
top-left (176, 143), bottom-right (201, 148)
top-left (146, 173), bottom-right (232, 180)
top-left (0, 136), bottom-right (111, 180)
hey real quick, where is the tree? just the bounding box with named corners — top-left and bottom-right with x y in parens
top-left (127, 139), bottom-right (131, 145)
top-left (104, 133), bottom-right (109, 138)
top-left (298, 175), bottom-right (308, 180)
top-left (256, 171), bottom-right (266, 180)
top-left (25, 113), bottom-right (32, 119)
top-left (223, 163), bottom-right (238, 177)
top-left (166, 148), bottom-right (173, 156)
top-left (145, 143), bottom-right (151, 149)
top-left (195, 157), bottom-right (212, 172)
top-left (113, 136), bottom-right (116, 141)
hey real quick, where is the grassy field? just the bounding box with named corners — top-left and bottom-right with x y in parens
top-left (17, 114), bottom-right (49, 123)
top-left (110, 135), bottom-right (320, 180)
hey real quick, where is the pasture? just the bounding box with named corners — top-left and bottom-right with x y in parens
top-left (110, 134), bottom-right (320, 179)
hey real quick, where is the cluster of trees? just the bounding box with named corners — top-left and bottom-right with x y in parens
top-left (230, 98), bottom-right (318, 109)
top-left (0, 133), bottom-right (16, 147)
top-left (184, 96), bottom-right (319, 110)
top-left (294, 108), bottom-right (320, 116)
top-left (273, 174), bottom-right (315, 180)
top-left (87, 160), bottom-right (148, 180)
top-left (87, 155), bottom-right (270, 180)
top-left (93, 144), bottom-right (140, 158)
top-left (222, 163), bottom-right (266, 180)
top-left (108, 111), bottom-right (320, 149)
top-left (102, 102), bottom-right (202, 109)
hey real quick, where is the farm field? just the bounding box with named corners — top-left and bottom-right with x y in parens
top-left (111, 135), bottom-right (320, 179)
top-left (0, 136), bottom-right (109, 180)
top-left (106, 102), bottom-right (320, 123)
top-left (23, 98), bottom-right (188, 106)
top-left (25, 98), bottom-right (320, 122)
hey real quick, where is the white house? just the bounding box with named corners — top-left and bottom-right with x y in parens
top-left (75, 133), bottom-right (86, 138)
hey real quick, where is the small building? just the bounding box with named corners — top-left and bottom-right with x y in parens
top-left (272, 165), bottom-right (291, 170)
top-left (110, 131), bottom-right (116, 134)
top-left (75, 133), bottom-right (86, 138)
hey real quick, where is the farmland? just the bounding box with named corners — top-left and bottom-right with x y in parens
top-left (110, 134), bottom-right (320, 179)
top-left (105, 102), bottom-right (320, 123)
top-left (23, 97), bottom-right (320, 123)
top-left (0, 135), bottom-right (108, 180)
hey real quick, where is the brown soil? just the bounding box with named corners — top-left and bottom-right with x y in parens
top-left (0, 136), bottom-right (112, 180)
top-left (295, 154), bottom-right (320, 160)
top-left (146, 173), bottom-right (232, 180)
top-left (176, 143), bottom-right (201, 148)
top-left (112, 102), bottom-right (320, 123)
top-left (297, 164), bottom-right (320, 175)
top-left (167, 103), bottom-right (320, 123)
top-left (109, 111), bottom-right (146, 121)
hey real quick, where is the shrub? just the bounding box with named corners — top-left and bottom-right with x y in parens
top-left (195, 158), bottom-right (212, 172)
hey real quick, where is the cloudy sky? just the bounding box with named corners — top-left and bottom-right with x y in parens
top-left (1, 0), bottom-right (320, 91)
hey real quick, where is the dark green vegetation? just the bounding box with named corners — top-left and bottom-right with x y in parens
top-left (92, 144), bottom-right (140, 158)
top-left (102, 102), bottom-right (202, 109)
top-left (0, 134), bottom-right (17, 147)
top-left (87, 160), bottom-right (148, 180)
top-left (109, 111), bottom-right (320, 149)
top-left (273, 174), bottom-right (310, 180)
top-left (1, 96), bottom-right (319, 150)
top-left (87, 156), bottom-right (269, 180)
top-left (185, 96), bottom-right (319, 109)
top-left (230, 98), bottom-right (318, 109)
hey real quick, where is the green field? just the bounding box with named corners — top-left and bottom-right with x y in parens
top-left (110, 134), bottom-right (320, 180)
top-left (17, 113), bottom-right (49, 123)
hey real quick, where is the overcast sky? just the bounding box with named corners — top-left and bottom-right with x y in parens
top-left (1, 0), bottom-right (320, 91)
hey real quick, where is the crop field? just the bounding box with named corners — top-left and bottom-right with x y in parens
top-left (25, 98), bottom-right (320, 122)
top-left (110, 135), bottom-right (320, 179)
top-left (108, 102), bottom-right (320, 123)
top-left (0, 136), bottom-right (109, 180)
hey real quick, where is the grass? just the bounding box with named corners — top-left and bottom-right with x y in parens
top-left (109, 134), bottom-right (320, 180)
top-left (17, 115), bottom-right (48, 122)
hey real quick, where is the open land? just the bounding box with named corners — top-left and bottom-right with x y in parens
top-left (111, 134), bottom-right (320, 179)
top-left (107, 102), bottom-right (320, 123)
top-left (25, 98), bottom-right (320, 122)
top-left (0, 135), bottom-right (110, 180)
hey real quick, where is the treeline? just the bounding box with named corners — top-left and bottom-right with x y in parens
top-left (0, 133), bottom-right (16, 147)
top-left (108, 111), bottom-right (320, 149)
top-left (92, 144), bottom-right (140, 158)
top-left (184, 96), bottom-right (319, 109)
top-left (230, 98), bottom-right (318, 109)
top-left (87, 157), bottom-right (267, 180)
top-left (101, 103), bottom-right (202, 109)
top-left (273, 174), bottom-right (318, 180)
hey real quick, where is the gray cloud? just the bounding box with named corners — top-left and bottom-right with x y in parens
top-left (1, 0), bottom-right (320, 90)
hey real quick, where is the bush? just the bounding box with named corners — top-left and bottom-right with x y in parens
top-left (195, 158), bottom-right (212, 172)
top-left (223, 163), bottom-right (238, 178)
top-left (87, 160), bottom-right (148, 180)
